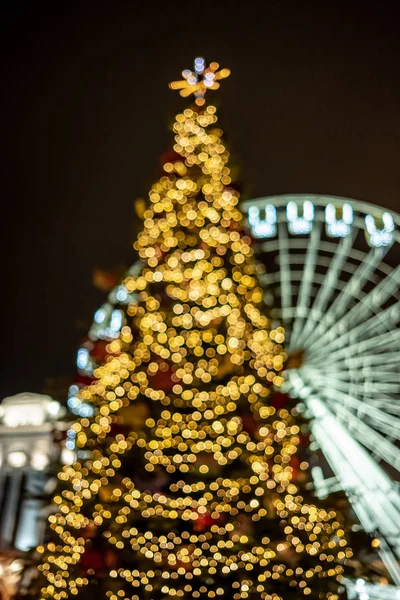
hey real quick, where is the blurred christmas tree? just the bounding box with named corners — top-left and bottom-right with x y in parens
top-left (34, 59), bottom-right (356, 600)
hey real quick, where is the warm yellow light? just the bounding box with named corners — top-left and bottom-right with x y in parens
top-left (35, 60), bottom-right (352, 600)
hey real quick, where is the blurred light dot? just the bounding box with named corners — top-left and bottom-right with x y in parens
top-left (111, 310), bottom-right (123, 332)
top-left (94, 308), bottom-right (106, 323)
top-left (77, 348), bottom-right (89, 369)
top-left (8, 451), bottom-right (27, 468)
top-left (116, 287), bottom-right (128, 302)
top-left (31, 451), bottom-right (49, 471)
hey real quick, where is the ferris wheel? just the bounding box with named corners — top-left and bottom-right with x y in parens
top-left (241, 194), bottom-right (400, 585)
top-left (242, 194), bottom-right (400, 471)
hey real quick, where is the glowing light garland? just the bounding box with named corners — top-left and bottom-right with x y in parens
top-left (36, 60), bottom-right (352, 600)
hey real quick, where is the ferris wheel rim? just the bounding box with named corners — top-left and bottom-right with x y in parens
top-left (241, 192), bottom-right (400, 228)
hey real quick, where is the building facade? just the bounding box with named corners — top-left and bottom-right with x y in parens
top-left (0, 393), bottom-right (70, 599)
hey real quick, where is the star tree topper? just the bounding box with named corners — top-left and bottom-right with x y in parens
top-left (169, 57), bottom-right (230, 105)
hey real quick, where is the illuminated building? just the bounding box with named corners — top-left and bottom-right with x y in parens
top-left (0, 393), bottom-right (70, 597)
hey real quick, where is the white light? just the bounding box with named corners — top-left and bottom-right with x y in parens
top-left (287, 200), bottom-right (314, 234)
top-left (356, 579), bottom-right (366, 587)
top-left (6, 559), bottom-right (24, 574)
top-left (67, 396), bottom-right (93, 417)
top-left (204, 72), bottom-right (215, 88)
top-left (61, 448), bottom-right (76, 465)
top-left (77, 347), bottom-right (89, 369)
top-left (194, 57), bottom-right (205, 74)
top-left (47, 400), bottom-right (61, 417)
top-left (1, 393), bottom-right (60, 427)
top-left (79, 403), bottom-right (94, 417)
top-left (359, 594), bottom-right (369, 600)
top-left (68, 396), bottom-right (79, 408)
top-left (31, 451), bottom-right (49, 471)
top-left (8, 451), bottom-right (27, 468)
top-left (325, 203), bottom-right (353, 237)
top-left (365, 212), bottom-right (395, 247)
top-left (116, 286), bottom-right (128, 302)
top-left (3, 404), bottom-right (46, 427)
top-left (94, 308), bottom-right (106, 323)
top-left (248, 204), bottom-right (277, 238)
top-left (110, 309), bottom-right (123, 332)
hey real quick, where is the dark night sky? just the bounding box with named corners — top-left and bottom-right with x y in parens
top-left (1, 1), bottom-right (399, 398)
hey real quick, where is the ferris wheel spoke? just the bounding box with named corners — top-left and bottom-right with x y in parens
top-left (307, 330), bottom-right (399, 365)
top-left (313, 365), bottom-right (400, 383)
top-left (294, 231), bottom-right (356, 349)
top-left (306, 301), bottom-right (400, 363)
top-left (308, 329), bottom-right (400, 368)
top-left (289, 369), bottom-right (400, 469)
top-left (363, 400), bottom-right (400, 415)
top-left (308, 327), bottom-right (400, 366)
top-left (277, 222), bottom-right (292, 325)
top-left (307, 261), bottom-right (400, 357)
top-left (301, 389), bottom-right (400, 467)
top-left (359, 414), bottom-right (400, 440)
top-left (359, 302), bottom-right (400, 337)
top-left (301, 369), bottom-right (400, 398)
top-left (363, 376), bottom-right (400, 386)
top-left (313, 389), bottom-right (400, 429)
top-left (300, 368), bottom-right (400, 438)
top-left (324, 401), bottom-right (400, 445)
top-left (310, 349), bottom-right (399, 371)
top-left (305, 247), bottom-right (385, 351)
top-left (334, 383), bottom-right (398, 401)
top-left (307, 271), bottom-right (400, 362)
top-left (316, 354), bottom-right (400, 370)
top-left (316, 366), bottom-right (400, 384)
top-left (346, 301), bottom-right (400, 341)
top-left (332, 404), bottom-right (400, 468)
top-left (289, 222), bottom-right (322, 351)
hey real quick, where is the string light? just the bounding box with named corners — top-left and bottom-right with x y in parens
top-left (37, 59), bottom-right (352, 600)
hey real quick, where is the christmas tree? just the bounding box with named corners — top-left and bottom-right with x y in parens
top-left (36, 58), bottom-right (353, 600)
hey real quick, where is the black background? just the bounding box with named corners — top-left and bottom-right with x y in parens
top-left (1, 1), bottom-right (399, 397)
